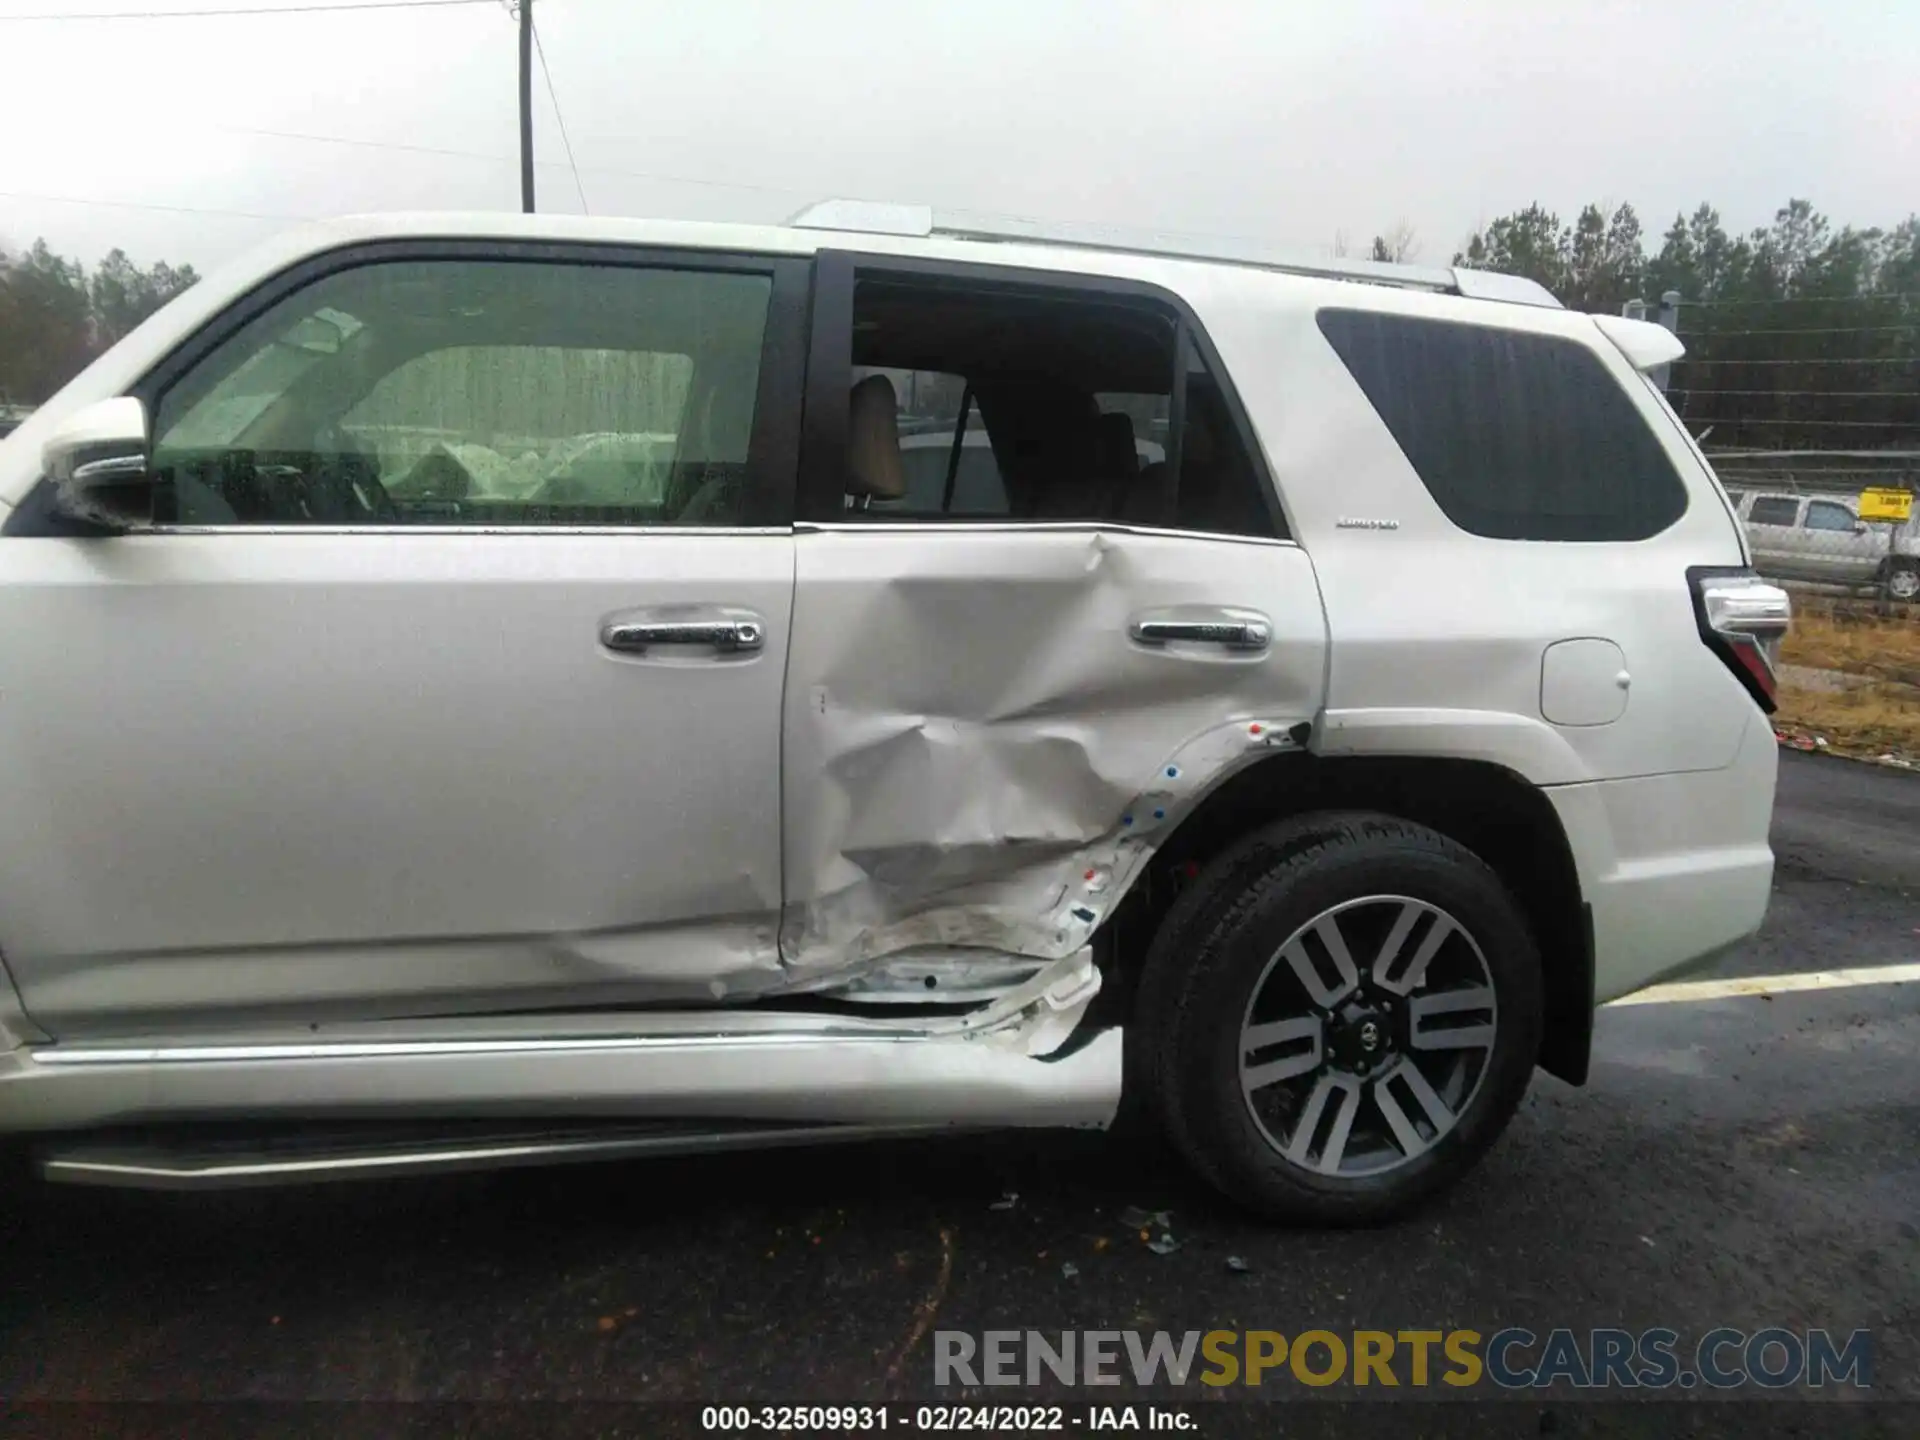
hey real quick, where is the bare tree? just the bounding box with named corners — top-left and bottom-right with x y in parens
top-left (1369, 223), bottom-right (1421, 263)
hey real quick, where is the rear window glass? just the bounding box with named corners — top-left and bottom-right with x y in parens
top-left (1748, 497), bottom-right (1798, 526)
top-left (1316, 309), bottom-right (1689, 542)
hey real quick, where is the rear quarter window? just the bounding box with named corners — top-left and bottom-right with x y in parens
top-left (1317, 309), bottom-right (1689, 542)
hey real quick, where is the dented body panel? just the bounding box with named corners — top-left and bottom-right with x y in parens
top-left (778, 524), bottom-right (1327, 983)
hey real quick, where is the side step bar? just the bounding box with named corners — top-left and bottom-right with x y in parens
top-left (1, 951), bottom-right (1122, 1140)
top-left (39, 1120), bottom-right (947, 1191)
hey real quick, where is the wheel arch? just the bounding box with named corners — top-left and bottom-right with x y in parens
top-left (1101, 751), bottom-right (1594, 1086)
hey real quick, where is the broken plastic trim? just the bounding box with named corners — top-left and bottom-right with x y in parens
top-left (945, 948), bottom-right (1103, 1056)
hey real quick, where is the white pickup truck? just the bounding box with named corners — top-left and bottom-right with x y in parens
top-left (1730, 487), bottom-right (1920, 600)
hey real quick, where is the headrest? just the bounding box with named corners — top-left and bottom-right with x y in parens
top-left (1094, 411), bottom-right (1138, 474)
top-left (847, 374), bottom-right (906, 500)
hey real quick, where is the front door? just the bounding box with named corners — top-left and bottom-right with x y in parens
top-left (0, 246), bottom-right (808, 1035)
top-left (1799, 496), bottom-right (1879, 585)
top-left (776, 253), bottom-right (1327, 982)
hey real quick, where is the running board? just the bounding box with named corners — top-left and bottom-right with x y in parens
top-left (38, 1120), bottom-right (946, 1190)
top-left (1, 951), bottom-right (1122, 1137)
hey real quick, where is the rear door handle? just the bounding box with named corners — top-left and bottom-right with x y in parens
top-left (1129, 607), bottom-right (1272, 652)
top-left (600, 611), bottom-right (766, 656)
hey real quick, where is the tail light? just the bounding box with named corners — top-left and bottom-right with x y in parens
top-left (1688, 567), bottom-right (1792, 712)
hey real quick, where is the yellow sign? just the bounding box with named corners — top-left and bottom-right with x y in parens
top-left (1859, 487), bottom-right (1913, 523)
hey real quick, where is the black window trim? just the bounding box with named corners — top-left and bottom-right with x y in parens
top-left (794, 249), bottom-right (1288, 540)
top-left (4, 238), bottom-right (812, 537)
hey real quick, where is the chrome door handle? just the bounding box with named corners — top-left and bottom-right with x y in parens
top-left (1129, 609), bottom-right (1272, 652)
top-left (600, 617), bottom-right (765, 654)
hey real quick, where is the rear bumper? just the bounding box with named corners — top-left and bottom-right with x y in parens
top-left (1546, 707), bottom-right (1778, 1005)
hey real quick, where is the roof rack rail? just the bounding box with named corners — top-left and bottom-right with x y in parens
top-left (786, 200), bottom-right (1563, 310)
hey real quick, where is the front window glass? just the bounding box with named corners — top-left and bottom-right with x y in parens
top-left (150, 259), bottom-right (773, 527)
top-left (1803, 500), bottom-right (1857, 532)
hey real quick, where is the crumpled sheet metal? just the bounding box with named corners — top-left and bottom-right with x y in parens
top-left (778, 528), bottom-right (1326, 984)
top-left (943, 947), bottom-right (1104, 1056)
top-left (801, 952), bottom-right (1047, 1004)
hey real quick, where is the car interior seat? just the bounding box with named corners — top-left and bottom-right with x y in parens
top-left (846, 373), bottom-right (906, 508)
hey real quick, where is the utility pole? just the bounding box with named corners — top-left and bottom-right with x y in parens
top-left (517, 0), bottom-right (535, 213)
top-left (1621, 290), bottom-right (1682, 392)
top-left (1651, 290), bottom-right (1681, 394)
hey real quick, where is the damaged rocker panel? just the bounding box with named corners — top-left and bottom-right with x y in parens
top-left (5, 953), bottom-right (1121, 1135)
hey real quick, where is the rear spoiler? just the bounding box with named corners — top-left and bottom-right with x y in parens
top-left (1591, 313), bottom-right (1685, 373)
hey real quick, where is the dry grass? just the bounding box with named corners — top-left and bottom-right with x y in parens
top-left (1781, 601), bottom-right (1920, 682)
top-left (1775, 681), bottom-right (1920, 758)
top-left (1774, 602), bottom-right (1920, 757)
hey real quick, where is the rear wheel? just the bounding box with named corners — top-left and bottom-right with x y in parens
top-left (1139, 813), bottom-right (1542, 1225)
top-left (1884, 561), bottom-right (1919, 602)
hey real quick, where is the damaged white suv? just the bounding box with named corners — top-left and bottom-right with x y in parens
top-left (0, 202), bottom-right (1788, 1222)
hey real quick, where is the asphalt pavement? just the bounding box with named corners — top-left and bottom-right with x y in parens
top-left (0, 750), bottom-right (1915, 1435)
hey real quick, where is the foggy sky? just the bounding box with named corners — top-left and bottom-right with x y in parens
top-left (1, 0), bottom-right (1914, 274)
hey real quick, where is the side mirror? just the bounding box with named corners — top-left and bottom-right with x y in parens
top-left (42, 397), bottom-right (153, 531)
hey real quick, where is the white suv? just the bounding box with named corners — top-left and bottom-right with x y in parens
top-left (0, 202), bottom-right (1789, 1221)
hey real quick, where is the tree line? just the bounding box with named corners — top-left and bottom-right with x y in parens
top-left (6, 200), bottom-right (1917, 453)
top-left (0, 241), bottom-right (199, 408)
top-left (1454, 198), bottom-right (1919, 453)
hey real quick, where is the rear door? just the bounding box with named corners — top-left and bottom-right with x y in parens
top-left (1743, 493), bottom-right (1805, 580)
top-left (0, 244), bottom-right (808, 1034)
top-left (775, 252), bottom-right (1327, 980)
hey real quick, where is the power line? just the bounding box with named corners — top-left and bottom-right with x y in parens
top-left (1679, 325), bottom-right (1918, 338)
top-left (1681, 417), bottom-right (1920, 429)
top-left (212, 123), bottom-right (529, 165)
top-left (0, 189), bottom-right (307, 222)
top-left (1706, 450), bottom-right (1920, 460)
top-left (202, 121), bottom-right (810, 198)
top-left (532, 18), bottom-right (588, 215)
top-left (1685, 292), bottom-right (1920, 307)
top-left (1673, 389), bottom-right (1919, 399)
top-left (2, 112), bottom-right (803, 201)
top-left (1672, 356), bottom-right (1918, 367)
top-left (0, 1), bottom-right (492, 19)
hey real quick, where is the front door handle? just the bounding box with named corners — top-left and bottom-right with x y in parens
top-left (1129, 607), bottom-right (1272, 652)
top-left (600, 613), bottom-right (766, 655)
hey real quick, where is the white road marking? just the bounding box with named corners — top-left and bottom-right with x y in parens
top-left (1608, 962), bottom-right (1920, 1007)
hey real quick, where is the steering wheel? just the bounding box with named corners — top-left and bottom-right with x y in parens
top-left (316, 448), bottom-right (398, 523)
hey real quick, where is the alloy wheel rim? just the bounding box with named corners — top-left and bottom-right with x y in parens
top-left (1237, 895), bottom-right (1498, 1178)
top-left (1890, 569), bottom-right (1919, 600)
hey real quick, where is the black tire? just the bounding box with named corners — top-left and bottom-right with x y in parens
top-left (1135, 812), bottom-right (1542, 1226)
